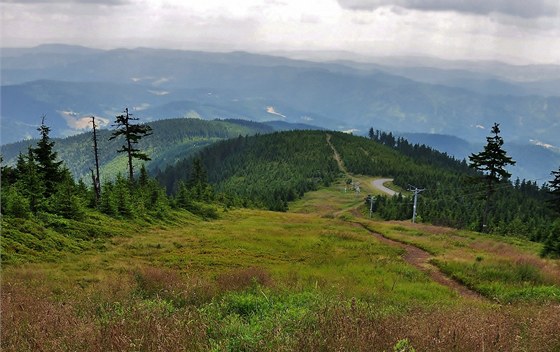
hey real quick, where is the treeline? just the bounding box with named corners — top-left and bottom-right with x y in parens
top-left (1, 117), bottom-right (218, 223)
top-left (1, 118), bottom-right (272, 182)
top-left (157, 131), bottom-right (340, 211)
top-left (348, 129), bottom-right (559, 256)
top-left (3, 118), bottom-right (558, 257)
top-left (2, 120), bottom-right (91, 220)
top-left (367, 128), bottom-right (472, 173)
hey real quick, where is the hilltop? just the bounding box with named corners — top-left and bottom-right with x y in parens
top-left (157, 129), bottom-right (556, 244)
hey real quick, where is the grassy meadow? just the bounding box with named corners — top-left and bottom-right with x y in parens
top-left (2, 178), bottom-right (560, 351)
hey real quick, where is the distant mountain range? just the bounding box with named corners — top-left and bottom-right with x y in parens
top-left (400, 133), bottom-right (559, 182)
top-left (1, 44), bottom-right (559, 181)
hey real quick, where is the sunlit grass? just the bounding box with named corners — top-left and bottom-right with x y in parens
top-left (2, 178), bottom-right (560, 351)
top-left (361, 218), bottom-right (560, 303)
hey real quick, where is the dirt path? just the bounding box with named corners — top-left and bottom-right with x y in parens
top-left (354, 222), bottom-right (483, 300)
top-left (326, 133), bottom-right (347, 174)
top-left (325, 133), bottom-right (482, 299)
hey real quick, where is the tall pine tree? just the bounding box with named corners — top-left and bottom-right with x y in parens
top-left (548, 166), bottom-right (560, 214)
top-left (109, 108), bottom-right (152, 181)
top-left (90, 115), bottom-right (102, 202)
top-left (469, 123), bottom-right (516, 232)
top-left (32, 116), bottom-right (65, 197)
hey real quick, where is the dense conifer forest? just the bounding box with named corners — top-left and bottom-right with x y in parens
top-left (157, 131), bottom-right (340, 211)
top-left (2, 118), bottom-right (559, 257)
top-left (343, 130), bottom-right (560, 255)
top-left (158, 129), bottom-right (560, 256)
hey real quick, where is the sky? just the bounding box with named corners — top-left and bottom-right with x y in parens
top-left (1, 0), bottom-right (560, 64)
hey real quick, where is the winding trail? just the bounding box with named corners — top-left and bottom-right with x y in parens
top-left (355, 222), bottom-right (483, 300)
top-left (325, 132), bottom-right (483, 299)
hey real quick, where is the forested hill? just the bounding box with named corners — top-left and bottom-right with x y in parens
top-left (157, 130), bottom-right (557, 248)
top-left (1, 118), bottom-right (273, 180)
top-left (156, 129), bottom-right (468, 208)
top-left (157, 131), bottom-right (340, 211)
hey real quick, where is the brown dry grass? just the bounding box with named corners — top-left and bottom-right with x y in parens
top-left (1, 270), bottom-right (210, 352)
top-left (471, 241), bottom-right (560, 286)
top-left (216, 266), bottom-right (273, 292)
top-left (295, 302), bottom-right (560, 352)
top-left (3, 267), bottom-right (560, 352)
top-left (387, 220), bottom-right (456, 235)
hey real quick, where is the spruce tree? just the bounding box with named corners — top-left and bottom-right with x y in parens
top-left (49, 173), bottom-right (85, 220)
top-left (99, 181), bottom-right (117, 216)
top-left (138, 164), bottom-right (149, 188)
top-left (548, 166), bottom-right (560, 214)
top-left (188, 158), bottom-right (212, 201)
top-left (32, 116), bottom-right (64, 197)
top-left (175, 181), bottom-right (190, 209)
top-left (468, 123), bottom-right (516, 232)
top-left (109, 108), bottom-right (152, 181)
top-left (114, 173), bottom-right (134, 217)
top-left (18, 148), bottom-right (46, 213)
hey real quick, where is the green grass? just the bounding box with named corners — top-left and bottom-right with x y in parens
top-left (2, 178), bottom-right (560, 351)
top-left (361, 218), bottom-right (560, 303)
top-left (434, 259), bottom-right (560, 303)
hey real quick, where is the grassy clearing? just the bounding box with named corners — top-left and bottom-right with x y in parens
top-left (3, 208), bottom-right (456, 305)
top-left (289, 178), bottom-right (365, 216)
top-left (363, 219), bottom-right (560, 303)
top-left (3, 263), bottom-right (560, 352)
top-left (2, 207), bottom-right (462, 351)
top-left (2, 179), bottom-right (560, 350)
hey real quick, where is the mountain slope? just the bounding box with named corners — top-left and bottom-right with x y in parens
top-left (157, 130), bottom-right (555, 242)
top-left (1, 118), bottom-right (273, 181)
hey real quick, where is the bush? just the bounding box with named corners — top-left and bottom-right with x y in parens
top-left (1, 186), bottom-right (31, 218)
top-left (185, 201), bottom-right (219, 220)
top-left (394, 338), bottom-right (416, 352)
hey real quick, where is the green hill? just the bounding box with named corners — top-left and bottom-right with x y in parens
top-left (2, 124), bottom-right (559, 351)
top-left (157, 129), bottom-right (557, 244)
top-left (1, 118), bottom-right (273, 181)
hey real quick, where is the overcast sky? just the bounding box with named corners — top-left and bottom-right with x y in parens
top-left (1, 0), bottom-right (559, 64)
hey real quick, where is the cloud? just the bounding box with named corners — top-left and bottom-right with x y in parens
top-left (1, 0), bottom-right (559, 65)
top-left (530, 139), bottom-right (560, 153)
top-left (1, 0), bottom-right (129, 4)
top-left (337, 0), bottom-right (560, 19)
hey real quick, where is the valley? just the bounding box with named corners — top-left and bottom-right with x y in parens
top-left (2, 45), bottom-right (559, 181)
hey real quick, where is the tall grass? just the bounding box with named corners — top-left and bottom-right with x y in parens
top-left (2, 183), bottom-right (560, 350)
top-left (367, 219), bottom-right (560, 302)
top-left (3, 267), bottom-right (559, 352)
